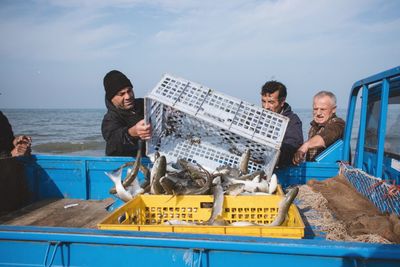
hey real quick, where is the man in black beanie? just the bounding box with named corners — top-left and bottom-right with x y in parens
top-left (101, 70), bottom-right (151, 156)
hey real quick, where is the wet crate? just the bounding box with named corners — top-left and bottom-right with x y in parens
top-left (145, 73), bottom-right (289, 175)
top-left (98, 193), bottom-right (305, 239)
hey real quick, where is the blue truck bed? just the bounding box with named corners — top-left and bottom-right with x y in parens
top-left (0, 154), bottom-right (399, 267)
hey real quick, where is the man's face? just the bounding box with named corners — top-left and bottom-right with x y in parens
top-left (313, 95), bottom-right (336, 124)
top-left (261, 91), bottom-right (285, 113)
top-left (111, 87), bottom-right (135, 110)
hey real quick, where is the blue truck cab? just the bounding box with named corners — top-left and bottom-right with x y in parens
top-left (0, 66), bottom-right (400, 266)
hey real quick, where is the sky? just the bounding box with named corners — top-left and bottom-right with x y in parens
top-left (0, 0), bottom-right (399, 109)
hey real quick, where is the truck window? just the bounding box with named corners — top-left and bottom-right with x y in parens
top-left (365, 92), bottom-right (400, 159)
top-left (384, 95), bottom-right (400, 158)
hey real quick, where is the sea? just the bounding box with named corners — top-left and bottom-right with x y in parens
top-left (1, 108), bottom-right (352, 156)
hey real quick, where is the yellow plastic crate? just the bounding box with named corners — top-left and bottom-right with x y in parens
top-left (98, 191), bottom-right (304, 239)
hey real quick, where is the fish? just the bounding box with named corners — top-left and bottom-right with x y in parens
top-left (229, 175), bottom-right (269, 193)
top-left (105, 168), bottom-right (132, 202)
top-left (230, 221), bottom-right (259, 226)
top-left (268, 173), bottom-right (278, 194)
top-left (239, 149), bottom-right (250, 175)
top-left (224, 183), bottom-right (245, 196)
top-left (268, 187), bottom-right (299, 226)
top-left (150, 155), bottom-right (167, 194)
top-left (122, 140), bottom-right (144, 187)
top-left (159, 175), bottom-right (176, 195)
top-left (164, 219), bottom-right (196, 225)
top-left (109, 140), bottom-right (144, 194)
top-left (236, 170), bottom-right (264, 181)
top-left (205, 178), bottom-right (224, 225)
top-left (125, 168), bottom-right (145, 197)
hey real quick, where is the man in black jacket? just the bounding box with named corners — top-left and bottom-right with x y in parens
top-left (261, 81), bottom-right (303, 168)
top-left (101, 70), bottom-right (151, 156)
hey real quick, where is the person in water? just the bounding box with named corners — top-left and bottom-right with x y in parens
top-left (261, 80), bottom-right (303, 168)
top-left (101, 70), bottom-right (151, 156)
top-left (0, 111), bottom-right (32, 158)
top-left (293, 90), bottom-right (345, 164)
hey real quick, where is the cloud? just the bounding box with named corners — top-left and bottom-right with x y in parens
top-left (0, 3), bottom-right (135, 61)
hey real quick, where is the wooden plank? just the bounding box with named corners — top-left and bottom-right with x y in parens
top-left (0, 198), bottom-right (115, 229)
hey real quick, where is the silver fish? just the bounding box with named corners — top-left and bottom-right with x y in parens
top-left (236, 170), bottom-right (264, 181)
top-left (206, 179), bottom-right (224, 225)
top-left (125, 168), bottom-right (145, 197)
top-left (229, 175), bottom-right (269, 193)
top-left (150, 155), bottom-right (167, 194)
top-left (105, 168), bottom-right (132, 202)
top-left (224, 183), bottom-right (245, 196)
top-left (268, 173), bottom-right (278, 194)
top-left (159, 175), bottom-right (176, 195)
top-left (230, 221), bottom-right (259, 226)
top-left (239, 149), bottom-right (250, 175)
top-left (109, 140), bottom-right (143, 194)
top-left (268, 187), bottom-right (299, 226)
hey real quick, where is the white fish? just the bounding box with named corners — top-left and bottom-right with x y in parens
top-left (230, 221), bottom-right (259, 226)
top-left (239, 149), bottom-right (250, 175)
top-left (268, 173), bottom-right (278, 194)
top-left (105, 168), bottom-right (132, 202)
top-left (206, 181), bottom-right (224, 225)
top-left (125, 168), bottom-right (144, 197)
top-left (239, 192), bottom-right (272, 196)
top-left (230, 175), bottom-right (269, 193)
top-left (164, 219), bottom-right (196, 225)
top-left (268, 187), bottom-right (299, 226)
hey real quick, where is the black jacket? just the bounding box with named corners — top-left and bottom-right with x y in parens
top-left (101, 98), bottom-right (145, 156)
top-left (277, 103), bottom-right (303, 168)
top-left (0, 111), bottom-right (14, 158)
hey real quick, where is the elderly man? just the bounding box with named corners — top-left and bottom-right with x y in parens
top-left (101, 70), bottom-right (151, 156)
top-left (261, 81), bottom-right (303, 168)
top-left (293, 91), bottom-right (345, 164)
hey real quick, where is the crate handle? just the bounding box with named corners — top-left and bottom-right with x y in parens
top-left (200, 202), bottom-right (213, 208)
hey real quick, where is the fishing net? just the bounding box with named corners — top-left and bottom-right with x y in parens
top-left (339, 162), bottom-right (400, 216)
top-left (296, 184), bottom-right (393, 244)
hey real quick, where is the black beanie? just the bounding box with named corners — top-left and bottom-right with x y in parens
top-left (103, 70), bottom-right (133, 100)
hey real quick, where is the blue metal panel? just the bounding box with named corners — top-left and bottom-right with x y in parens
top-left (376, 78), bottom-right (389, 178)
top-left (20, 155), bottom-right (152, 201)
top-left (355, 85), bottom-right (369, 168)
top-left (0, 226), bottom-right (399, 267)
top-left (314, 140), bottom-right (343, 163)
top-left (276, 162), bottom-right (339, 187)
top-left (343, 88), bottom-right (358, 162)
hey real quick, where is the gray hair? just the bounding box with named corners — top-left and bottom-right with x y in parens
top-left (314, 90), bottom-right (337, 106)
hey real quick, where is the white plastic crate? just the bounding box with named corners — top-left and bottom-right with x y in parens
top-left (145, 73), bottom-right (289, 175)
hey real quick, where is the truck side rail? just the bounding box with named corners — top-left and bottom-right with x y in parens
top-left (343, 66), bottom-right (400, 178)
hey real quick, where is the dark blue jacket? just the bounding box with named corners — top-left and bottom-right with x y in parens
top-left (277, 103), bottom-right (303, 168)
top-left (101, 98), bottom-right (145, 156)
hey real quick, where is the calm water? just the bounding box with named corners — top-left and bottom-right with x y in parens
top-left (2, 108), bottom-right (351, 156)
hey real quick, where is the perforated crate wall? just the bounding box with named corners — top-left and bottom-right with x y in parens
top-left (145, 73), bottom-right (289, 174)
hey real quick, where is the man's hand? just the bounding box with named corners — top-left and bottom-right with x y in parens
top-left (128, 119), bottom-right (152, 140)
top-left (292, 143), bottom-right (308, 165)
top-left (11, 135), bottom-right (32, 157)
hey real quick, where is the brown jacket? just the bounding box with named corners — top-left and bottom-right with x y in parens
top-left (307, 114), bottom-right (345, 161)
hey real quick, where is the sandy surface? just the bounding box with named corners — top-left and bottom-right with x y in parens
top-left (297, 174), bottom-right (400, 244)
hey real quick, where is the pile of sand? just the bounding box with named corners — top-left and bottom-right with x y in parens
top-left (296, 174), bottom-right (400, 244)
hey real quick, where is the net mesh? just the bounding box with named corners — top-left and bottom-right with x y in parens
top-left (340, 162), bottom-right (400, 216)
